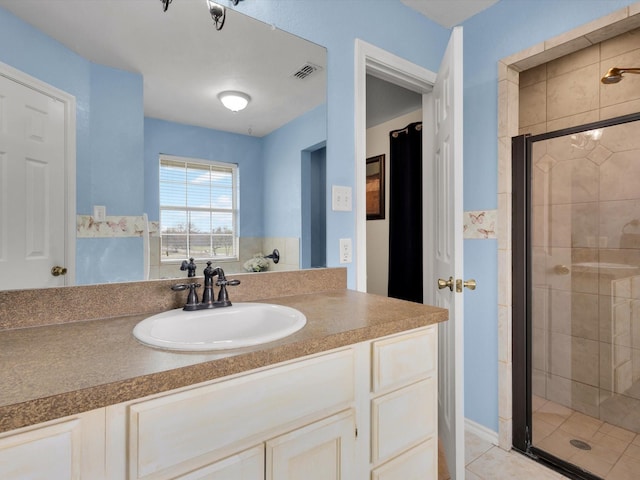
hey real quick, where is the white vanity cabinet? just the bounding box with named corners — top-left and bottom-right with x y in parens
top-left (108, 348), bottom-right (357, 480)
top-left (370, 326), bottom-right (438, 479)
top-left (0, 325), bottom-right (438, 480)
top-left (146, 409), bottom-right (356, 480)
top-left (0, 408), bottom-right (106, 480)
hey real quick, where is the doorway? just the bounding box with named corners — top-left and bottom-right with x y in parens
top-left (513, 113), bottom-right (640, 479)
top-left (364, 74), bottom-right (422, 296)
top-left (301, 145), bottom-right (326, 269)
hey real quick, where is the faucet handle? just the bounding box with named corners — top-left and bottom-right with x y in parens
top-left (215, 278), bottom-right (240, 306)
top-left (171, 283), bottom-right (201, 310)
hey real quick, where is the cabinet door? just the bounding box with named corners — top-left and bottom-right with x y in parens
top-left (0, 408), bottom-right (105, 480)
top-left (266, 410), bottom-right (355, 480)
top-left (174, 445), bottom-right (264, 480)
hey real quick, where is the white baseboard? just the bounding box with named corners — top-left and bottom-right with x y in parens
top-left (465, 417), bottom-right (499, 445)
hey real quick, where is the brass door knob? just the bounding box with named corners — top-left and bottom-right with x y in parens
top-left (51, 266), bottom-right (68, 277)
top-left (456, 278), bottom-right (477, 292)
top-left (438, 276), bottom-right (454, 291)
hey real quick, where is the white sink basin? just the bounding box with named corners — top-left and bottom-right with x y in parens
top-left (133, 303), bottom-right (306, 351)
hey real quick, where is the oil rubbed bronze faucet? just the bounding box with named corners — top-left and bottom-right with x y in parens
top-left (171, 261), bottom-right (241, 310)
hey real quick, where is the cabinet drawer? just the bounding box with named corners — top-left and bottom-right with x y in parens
top-left (129, 349), bottom-right (355, 480)
top-left (371, 377), bottom-right (436, 463)
top-left (371, 326), bottom-right (436, 393)
top-left (371, 438), bottom-right (436, 480)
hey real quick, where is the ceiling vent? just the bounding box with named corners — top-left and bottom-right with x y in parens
top-left (292, 63), bottom-right (322, 80)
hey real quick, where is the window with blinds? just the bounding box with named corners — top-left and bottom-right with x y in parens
top-left (159, 155), bottom-right (238, 262)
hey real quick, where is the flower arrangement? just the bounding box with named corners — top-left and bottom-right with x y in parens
top-left (243, 254), bottom-right (270, 272)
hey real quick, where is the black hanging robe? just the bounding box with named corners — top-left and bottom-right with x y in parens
top-left (387, 122), bottom-right (423, 303)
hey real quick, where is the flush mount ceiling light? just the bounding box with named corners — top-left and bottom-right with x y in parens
top-left (218, 91), bottom-right (251, 112)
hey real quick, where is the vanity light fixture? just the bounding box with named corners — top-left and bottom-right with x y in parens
top-left (218, 91), bottom-right (251, 112)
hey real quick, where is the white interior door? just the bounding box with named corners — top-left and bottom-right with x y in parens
top-left (354, 30), bottom-right (464, 479)
top-left (432, 26), bottom-right (465, 479)
top-left (0, 71), bottom-right (69, 290)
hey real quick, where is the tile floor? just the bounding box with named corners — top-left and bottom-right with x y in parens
top-left (465, 396), bottom-right (640, 479)
top-left (531, 395), bottom-right (640, 479)
top-left (465, 430), bottom-right (569, 480)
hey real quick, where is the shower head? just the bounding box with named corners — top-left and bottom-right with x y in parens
top-left (601, 67), bottom-right (640, 84)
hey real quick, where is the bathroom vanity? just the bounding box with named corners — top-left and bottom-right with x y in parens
top-left (0, 269), bottom-right (447, 479)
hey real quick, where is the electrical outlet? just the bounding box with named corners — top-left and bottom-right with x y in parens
top-left (93, 205), bottom-right (106, 222)
top-left (339, 238), bottom-right (352, 264)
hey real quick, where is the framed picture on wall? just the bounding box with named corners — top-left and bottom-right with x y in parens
top-left (366, 154), bottom-right (385, 220)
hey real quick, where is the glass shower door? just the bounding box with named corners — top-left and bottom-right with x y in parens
top-left (516, 115), bottom-right (640, 479)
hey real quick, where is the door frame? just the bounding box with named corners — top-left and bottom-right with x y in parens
top-left (354, 39), bottom-right (436, 294)
top-left (0, 61), bottom-right (76, 286)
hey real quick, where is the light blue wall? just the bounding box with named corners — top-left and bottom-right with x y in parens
top-left (87, 64), bottom-right (144, 215)
top-left (461, 0), bottom-right (637, 431)
top-left (143, 118), bottom-right (264, 237)
top-left (76, 64), bottom-right (145, 284)
top-left (262, 104), bottom-right (327, 238)
top-left (238, 0), bottom-right (451, 279)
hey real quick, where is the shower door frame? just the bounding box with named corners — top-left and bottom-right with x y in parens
top-left (511, 112), bottom-right (640, 480)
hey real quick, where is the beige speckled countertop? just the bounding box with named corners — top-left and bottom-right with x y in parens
top-left (0, 272), bottom-right (447, 434)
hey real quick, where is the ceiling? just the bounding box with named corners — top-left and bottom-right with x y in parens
top-left (0, 0), bottom-right (326, 137)
top-left (402, 0), bottom-right (500, 28)
top-left (0, 0), bottom-right (500, 136)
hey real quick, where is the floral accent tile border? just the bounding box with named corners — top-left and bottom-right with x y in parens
top-left (78, 212), bottom-right (497, 240)
top-left (463, 210), bottom-right (497, 239)
top-left (77, 215), bottom-right (160, 238)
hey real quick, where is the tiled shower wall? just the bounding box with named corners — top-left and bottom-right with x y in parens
top-left (520, 27), bottom-right (640, 430)
top-left (519, 28), bottom-right (640, 135)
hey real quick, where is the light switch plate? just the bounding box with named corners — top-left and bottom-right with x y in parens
top-left (332, 185), bottom-right (352, 211)
top-left (93, 205), bottom-right (106, 222)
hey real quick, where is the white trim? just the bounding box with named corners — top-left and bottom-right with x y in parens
top-left (354, 39), bottom-right (436, 293)
top-left (465, 417), bottom-right (499, 446)
top-left (0, 61), bottom-right (76, 286)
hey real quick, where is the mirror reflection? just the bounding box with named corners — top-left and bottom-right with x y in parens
top-left (0, 0), bottom-right (327, 290)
